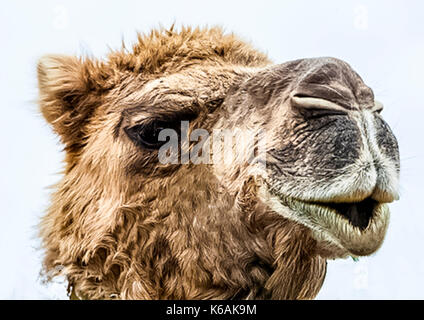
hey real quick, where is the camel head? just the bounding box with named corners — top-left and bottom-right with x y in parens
top-left (37, 27), bottom-right (399, 299)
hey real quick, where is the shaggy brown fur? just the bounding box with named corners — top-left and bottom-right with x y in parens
top-left (37, 26), bottom-right (398, 299)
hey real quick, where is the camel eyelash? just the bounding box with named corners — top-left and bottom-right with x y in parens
top-left (124, 110), bottom-right (198, 150)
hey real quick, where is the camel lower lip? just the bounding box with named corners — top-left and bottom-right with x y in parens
top-left (264, 189), bottom-right (390, 256)
top-left (307, 197), bottom-right (378, 230)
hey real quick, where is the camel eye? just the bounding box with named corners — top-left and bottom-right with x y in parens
top-left (124, 110), bottom-right (197, 150)
top-left (126, 120), bottom-right (174, 150)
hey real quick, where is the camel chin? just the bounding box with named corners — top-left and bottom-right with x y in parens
top-left (258, 183), bottom-right (391, 258)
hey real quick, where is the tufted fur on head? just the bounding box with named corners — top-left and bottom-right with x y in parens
top-left (37, 26), bottom-right (398, 299)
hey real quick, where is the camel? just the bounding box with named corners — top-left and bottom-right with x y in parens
top-left (37, 26), bottom-right (400, 299)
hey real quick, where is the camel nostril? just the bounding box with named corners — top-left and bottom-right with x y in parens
top-left (291, 95), bottom-right (348, 116)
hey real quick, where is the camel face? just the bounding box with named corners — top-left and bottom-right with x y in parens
top-left (37, 27), bottom-right (400, 299)
top-left (219, 57), bottom-right (400, 257)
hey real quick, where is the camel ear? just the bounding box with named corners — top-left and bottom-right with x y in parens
top-left (37, 55), bottom-right (101, 148)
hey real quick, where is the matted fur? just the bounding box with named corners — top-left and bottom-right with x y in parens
top-left (37, 26), bottom-right (398, 299)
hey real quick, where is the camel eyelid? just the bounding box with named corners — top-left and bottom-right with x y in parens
top-left (123, 105), bottom-right (199, 127)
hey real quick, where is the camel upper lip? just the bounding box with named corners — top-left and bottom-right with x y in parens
top-left (306, 197), bottom-right (378, 230)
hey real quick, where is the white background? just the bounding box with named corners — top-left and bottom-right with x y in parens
top-left (1, 0), bottom-right (423, 299)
